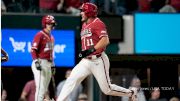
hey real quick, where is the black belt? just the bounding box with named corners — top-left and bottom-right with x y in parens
top-left (47, 60), bottom-right (53, 62)
top-left (86, 54), bottom-right (101, 60)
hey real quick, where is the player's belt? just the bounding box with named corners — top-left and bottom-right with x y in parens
top-left (39, 58), bottom-right (52, 62)
top-left (47, 59), bottom-right (53, 62)
top-left (86, 54), bottom-right (101, 60)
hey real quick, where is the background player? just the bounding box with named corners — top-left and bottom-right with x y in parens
top-left (57, 2), bottom-right (137, 101)
top-left (1, 48), bottom-right (9, 62)
top-left (31, 15), bottom-right (56, 101)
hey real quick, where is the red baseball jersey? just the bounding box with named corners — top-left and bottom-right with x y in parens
top-left (81, 18), bottom-right (108, 55)
top-left (31, 30), bottom-right (54, 61)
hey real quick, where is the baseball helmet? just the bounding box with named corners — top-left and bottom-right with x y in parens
top-left (42, 15), bottom-right (56, 28)
top-left (81, 3), bottom-right (98, 17)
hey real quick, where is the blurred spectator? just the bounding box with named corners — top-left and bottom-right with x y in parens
top-left (19, 80), bottom-right (36, 101)
top-left (148, 87), bottom-right (167, 101)
top-left (105, 0), bottom-right (127, 16)
top-left (121, 76), bottom-right (146, 101)
top-left (39, 0), bottom-right (62, 13)
top-left (63, 0), bottom-right (83, 16)
top-left (89, 0), bottom-right (104, 15)
top-left (159, 0), bottom-right (177, 13)
top-left (22, 0), bottom-right (38, 13)
top-left (125, 0), bottom-right (138, 14)
top-left (19, 80), bottom-right (50, 101)
top-left (78, 93), bottom-right (88, 101)
top-left (1, 89), bottom-right (8, 101)
top-left (1, 0), bottom-right (7, 12)
top-left (113, 0), bottom-right (127, 15)
top-left (93, 0), bottom-right (112, 15)
top-left (169, 97), bottom-right (180, 101)
top-left (170, 0), bottom-right (180, 12)
top-left (56, 69), bottom-right (83, 101)
top-left (95, 0), bottom-right (138, 16)
top-left (6, 0), bottom-right (24, 12)
top-left (150, 0), bottom-right (166, 12)
top-left (138, 0), bottom-right (151, 12)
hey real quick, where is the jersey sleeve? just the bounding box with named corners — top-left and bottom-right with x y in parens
top-left (31, 32), bottom-right (42, 60)
top-left (94, 22), bottom-right (108, 38)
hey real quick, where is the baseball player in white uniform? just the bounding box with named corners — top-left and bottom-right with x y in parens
top-left (57, 3), bottom-right (137, 101)
top-left (31, 15), bottom-right (56, 101)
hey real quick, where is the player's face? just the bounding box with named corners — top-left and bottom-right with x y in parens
top-left (80, 11), bottom-right (88, 22)
top-left (46, 23), bottom-right (54, 31)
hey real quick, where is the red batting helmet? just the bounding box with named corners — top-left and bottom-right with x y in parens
top-left (42, 15), bottom-right (56, 28)
top-left (81, 3), bottom-right (98, 17)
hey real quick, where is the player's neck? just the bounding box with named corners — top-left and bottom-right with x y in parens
top-left (86, 17), bottom-right (96, 24)
top-left (43, 28), bottom-right (51, 35)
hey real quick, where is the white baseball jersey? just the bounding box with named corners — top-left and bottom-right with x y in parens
top-left (57, 17), bottom-right (132, 101)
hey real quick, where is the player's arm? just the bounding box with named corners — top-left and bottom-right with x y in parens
top-left (78, 37), bottom-right (109, 58)
top-left (93, 21), bottom-right (109, 50)
top-left (31, 33), bottom-right (42, 70)
top-left (94, 36), bottom-right (109, 50)
top-left (31, 33), bottom-right (41, 60)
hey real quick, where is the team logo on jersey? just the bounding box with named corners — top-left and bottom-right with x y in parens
top-left (33, 43), bottom-right (37, 46)
top-left (44, 42), bottom-right (53, 52)
top-left (81, 28), bottom-right (92, 37)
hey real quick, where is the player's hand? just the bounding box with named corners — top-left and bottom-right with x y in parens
top-left (78, 47), bottom-right (96, 58)
top-left (51, 63), bottom-right (56, 75)
top-left (51, 67), bottom-right (56, 76)
top-left (35, 60), bottom-right (41, 71)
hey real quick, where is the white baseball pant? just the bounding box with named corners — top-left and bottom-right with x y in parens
top-left (57, 52), bottom-right (132, 101)
top-left (32, 59), bottom-right (52, 101)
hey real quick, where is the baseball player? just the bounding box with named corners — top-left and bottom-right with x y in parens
top-left (31, 15), bottom-right (56, 101)
top-left (57, 2), bottom-right (137, 101)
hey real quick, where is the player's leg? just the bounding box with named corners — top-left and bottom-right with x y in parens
top-left (57, 59), bottom-right (91, 101)
top-left (42, 60), bottom-right (52, 99)
top-left (32, 60), bottom-right (52, 101)
top-left (32, 60), bottom-right (44, 101)
top-left (91, 52), bottom-right (132, 97)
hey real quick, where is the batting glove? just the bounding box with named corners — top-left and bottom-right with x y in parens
top-left (34, 59), bottom-right (41, 71)
top-left (78, 47), bottom-right (96, 58)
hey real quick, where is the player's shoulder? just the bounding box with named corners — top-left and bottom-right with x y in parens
top-left (34, 30), bottom-right (44, 37)
top-left (35, 30), bottom-right (42, 35)
top-left (38, 30), bottom-right (44, 35)
top-left (94, 18), bottom-right (106, 26)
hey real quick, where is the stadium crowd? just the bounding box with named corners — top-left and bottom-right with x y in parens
top-left (1, 0), bottom-right (180, 15)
